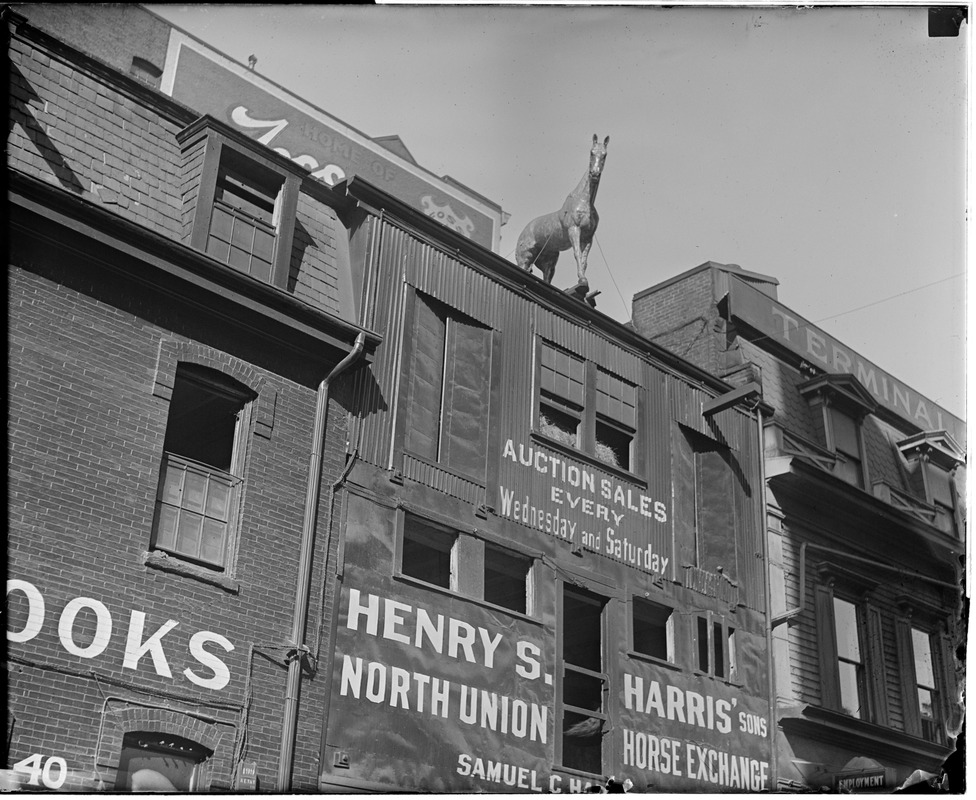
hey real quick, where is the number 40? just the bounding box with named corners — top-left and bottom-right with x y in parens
top-left (13, 753), bottom-right (68, 789)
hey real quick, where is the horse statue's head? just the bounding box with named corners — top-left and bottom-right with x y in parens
top-left (589, 134), bottom-right (610, 180)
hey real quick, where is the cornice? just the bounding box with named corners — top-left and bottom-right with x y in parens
top-left (344, 176), bottom-right (748, 405)
top-left (9, 168), bottom-right (381, 358)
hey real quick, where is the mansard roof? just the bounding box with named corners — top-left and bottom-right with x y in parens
top-left (897, 430), bottom-right (966, 470)
top-left (798, 372), bottom-right (879, 416)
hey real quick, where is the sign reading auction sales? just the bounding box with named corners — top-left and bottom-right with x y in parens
top-left (160, 31), bottom-right (503, 251)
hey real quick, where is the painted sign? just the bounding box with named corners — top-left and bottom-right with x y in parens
top-left (834, 766), bottom-right (894, 792)
top-left (726, 276), bottom-right (966, 447)
top-left (324, 577), bottom-right (772, 793)
top-left (161, 32), bottom-right (501, 250)
top-left (497, 438), bottom-right (672, 578)
top-left (6, 579), bottom-right (235, 691)
top-left (325, 578), bottom-right (556, 792)
top-left (619, 664), bottom-right (771, 792)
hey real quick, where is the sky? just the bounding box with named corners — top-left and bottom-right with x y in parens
top-left (148, 2), bottom-right (967, 420)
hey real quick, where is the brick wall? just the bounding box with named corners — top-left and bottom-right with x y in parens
top-left (8, 29), bottom-right (186, 237)
top-left (7, 256), bottom-right (346, 789)
top-left (8, 16), bottom-right (348, 324)
top-left (631, 267), bottom-right (721, 373)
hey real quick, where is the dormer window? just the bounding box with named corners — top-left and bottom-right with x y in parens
top-left (177, 117), bottom-right (303, 290)
top-left (799, 374), bottom-right (877, 489)
top-left (827, 407), bottom-right (864, 487)
top-left (897, 431), bottom-right (965, 537)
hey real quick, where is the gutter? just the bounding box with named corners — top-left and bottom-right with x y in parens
top-left (277, 332), bottom-right (366, 791)
top-left (753, 406), bottom-right (779, 792)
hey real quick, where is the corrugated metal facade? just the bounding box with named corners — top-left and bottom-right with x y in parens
top-left (318, 194), bottom-right (773, 794)
top-left (351, 213), bottom-right (765, 604)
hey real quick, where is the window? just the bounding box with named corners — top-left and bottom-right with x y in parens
top-left (537, 341), bottom-right (638, 472)
top-left (178, 118), bottom-right (301, 290)
top-left (827, 406), bottom-right (865, 488)
top-left (815, 577), bottom-right (885, 723)
top-left (397, 513), bottom-right (537, 617)
top-left (115, 732), bottom-right (211, 792)
top-left (799, 374), bottom-right (876, 489)
top-left (595, 370), bottom-right (637, 471)
top-left (402, 293), bottom-right (492, 482)
top-left (694, 613), bottom-right (736, 681)
top-left (205, 153), bottom-right (280, 282)
top-left (896, 612), bottom-right (950, 744)
top-left (151, 365), bottom-right (253, 570)
top-left (560, 585), bottom-right (608, 775)
top-left (896, 432), bottom-right (964, 538)
top-left (401, 515), bottom-right (458, 590)
top-left (484, 545), bottom-right (532, 614)
top-left (910, 627), bottom-right (942, 742)
top-left (632, 598), bottom-right (674, 663)
top-left (832, 596), bottom-right (866, 718)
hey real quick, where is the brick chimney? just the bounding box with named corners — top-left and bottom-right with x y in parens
top-left (632, 261), bottom-right (779, 378)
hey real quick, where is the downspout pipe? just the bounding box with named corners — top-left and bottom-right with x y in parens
top-left (754, 404), bottom-right (778, 793)
top-left (277, 332), bottom-right (366, 792)
top-left (770, 541), bottom-right (960, 630)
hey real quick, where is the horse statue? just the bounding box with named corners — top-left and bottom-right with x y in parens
top-left (516, 134), bottom-right (609, 287)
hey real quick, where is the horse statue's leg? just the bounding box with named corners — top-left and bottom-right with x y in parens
top-left (568, 226), bottom-right (588, 287)
top-left (578, 237), bottom-right (593, 285)
top-left (538, 251), bottom-right (558, 284)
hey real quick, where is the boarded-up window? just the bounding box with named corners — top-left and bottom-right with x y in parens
top-left (404, 293), bottom-right (492, 481)
top-left (677, 428), bottom-right (737, 581)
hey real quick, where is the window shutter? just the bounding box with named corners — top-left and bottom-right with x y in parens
top-left (696, 448), bottom-right (738, 582)
top-left (938, 629), bottom-right (960, 731)
top-left (815, 584), bottom-right (840, 710)
top-left (404, 296), bottom-right (446, 460)
top-left (895, 616), bottom-right (922, 737)
top-left (865, 604), bottom-right (888, 725)
top-left (440, 317), bottom-right (491, 481)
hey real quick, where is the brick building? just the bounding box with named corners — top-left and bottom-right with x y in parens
top-left (633, 262), bottom-right (966, 791)
top-left (7, 5), bottom-right (384, 790)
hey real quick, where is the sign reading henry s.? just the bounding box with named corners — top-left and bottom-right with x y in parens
top-left (726, 276), bottom-right (966, 447)
top-left (324, 581), bottom-right (554, 792)
top-left (160, 33), bottom-right (502, 250)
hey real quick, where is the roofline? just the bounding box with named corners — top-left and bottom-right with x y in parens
top-left (345, 176), bottom-right (752, 402)
top-left (633, 260), bottom-right (780, 302)
top-left (10, 169), bottom-right (381, 357)
top-left (143, 5), bottom-right (506, 216)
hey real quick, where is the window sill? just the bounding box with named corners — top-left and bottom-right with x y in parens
top-left (144, 551), bottom-right (240, 594)
top-left (627, 651), bottom-right (681, 671)
top-left (529, 431), bottom-right (647, 488)
top-left (692, 669), bottom-right (741, 687)
top-left (392, 573), bottom-right (542, 626)
top-left (552, 764), bottom-right (607, 783)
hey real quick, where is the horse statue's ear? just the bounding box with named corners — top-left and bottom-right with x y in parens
top-left (592, 134), bottom-right (598, 145)
top-left (604, 135), bottom-right (610, 146)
